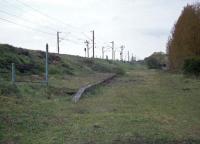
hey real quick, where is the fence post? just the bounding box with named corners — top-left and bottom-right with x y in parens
top-left (11, 63), bottom-right (16, 84)
top-left (45, 44), bottom-right (49, 86)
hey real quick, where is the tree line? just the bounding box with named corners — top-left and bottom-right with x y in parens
top-left (167, 2), bottom-right (200, 74)
top-left (145, 3), bottom-right (200, 76)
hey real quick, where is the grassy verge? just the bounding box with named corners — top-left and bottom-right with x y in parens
top-left (1, 65), bottom-right (200, 143)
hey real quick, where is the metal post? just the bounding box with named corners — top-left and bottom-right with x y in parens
top-left (114, 50), bottom-right (116, 60)
top-left (102, 47), bottom-right (104, 59)
top-left (110, 41), bottom-right (114, 60)
top-left (11, 63), bottom-right (16, 84)
top-left (84, 48), bottom-right (86, 57)
top-left (45, 44), bottom-right (49, 86)
top-left (92, 30), bottom-right (95, 58)
top-left (85, 40), bottom-right (89, 58)
top-left (128, 51), bottom-right (130, 62)
top-left (57, 32), bottom-right (60, 54)
top-left (120, 45), bottom-right (125, 61)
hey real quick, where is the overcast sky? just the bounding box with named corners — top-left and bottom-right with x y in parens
top-left (0, 0), bottom-right (197, 60)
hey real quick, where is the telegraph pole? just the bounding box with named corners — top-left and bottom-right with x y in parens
top-left (84, 40), bottom-right (89, 58)
top-left (120, 45), bottom-right (124, 61)
top-left (131, 53), bottom-right (135, 62)
top-left (57, 32), bottom-right (61, 54)
top-left (132, 53), bottom-right (134, 61)
top-left (114, 50), bottom-right (116, 60)
top-left (84, 48), bottom-right (87, 57)
top-left (110, 41), bottom-right (114, 60)
top-left (102, 47), bottom-right (104, 59)
top-left (92, 30), bottom-right (95, 58)
top-left (128, 51), bottom-right (130, 62)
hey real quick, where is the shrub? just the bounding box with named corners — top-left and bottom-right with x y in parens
top-left (145, 52), bottom-right (167, 69)
top-left (113, 67), bottom-right (125, 75)
top-left (145, 57), bottom-right (162, 69)
top-left (183, 57), bottom-right (200, 76)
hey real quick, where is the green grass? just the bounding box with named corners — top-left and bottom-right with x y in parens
top-left (1, 65), bottom-right (200, 143)
top-left (0, 43), bottom-right (200, 143)
top-left (0, 44), bottom-right (127, 77)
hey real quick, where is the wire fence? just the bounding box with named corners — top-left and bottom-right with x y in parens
top-left (0, 70), bottom-right (11, 82)
top-left (0, 44), bottom-right (49, 85)
top-left (0, 64), bottom-right (45, 84)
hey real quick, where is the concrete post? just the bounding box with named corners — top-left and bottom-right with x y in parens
top-left (11, 63), bottom-right (16, 84)
top-left (45, 44), bottom-right (49, 86)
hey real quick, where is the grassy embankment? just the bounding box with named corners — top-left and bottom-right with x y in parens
top-left (0, 44), bottom-right (127, 96)
top-left (1, 44), bottom-right (200, 143)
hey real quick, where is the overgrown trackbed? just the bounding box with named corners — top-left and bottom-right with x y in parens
top-left (1, 68), bottom-right (200, 144)
top-left (73, 74), bottom-right (116, 103)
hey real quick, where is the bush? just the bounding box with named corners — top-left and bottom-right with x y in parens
top-left (183, 57), bottom-right (200, 76)
top-left (145, 52), bottom-right (167, 69)
top-left (145, 57), bottom-right (162, 69)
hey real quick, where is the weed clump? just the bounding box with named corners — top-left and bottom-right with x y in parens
top-left (113, 67), bottom-right (125, 75)
top-left (0, 83), bottom-right (19, 96)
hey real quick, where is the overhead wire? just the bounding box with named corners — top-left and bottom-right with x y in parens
top-left (0, 0), bottom-right (122, 53)
top-left (0, 9), bottom-right (58, 33)
top-left (0, 17), bottom-right (56, 37)
top-left (2, 0), bottom-right (91, 42)
top-left (13, 0), bottom-right (92, 40)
